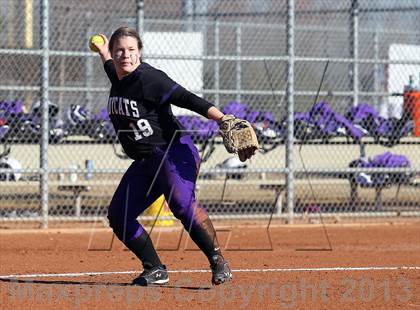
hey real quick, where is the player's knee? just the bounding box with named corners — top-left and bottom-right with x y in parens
top-left (171, 201), bottom-right (203, 228)
top-left (107, 208), bottom-right (116, 226)
top-left (107, 207), bottom-right (141, 242)
top-left (107, 216), bottom-right (129, 241)
top-left (107, 206), bottom-right (123, 232)
top-left (171, 206), bottom-right (188, 221)
top-left (170, 191), bottom-right (193, 211)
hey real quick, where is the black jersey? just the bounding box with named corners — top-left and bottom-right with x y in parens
top-left (104, 60), bottom-right (213, 160)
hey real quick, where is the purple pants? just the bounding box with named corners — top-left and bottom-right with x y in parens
top-left (107, 135), bottom-right (207, 243)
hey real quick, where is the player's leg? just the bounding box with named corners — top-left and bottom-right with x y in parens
top-left (107, 160), bottom-right (168, 285)
top-left (156, 135), bottom-right (232, 284)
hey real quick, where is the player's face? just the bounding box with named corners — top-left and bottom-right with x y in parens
top-left (112, 36), bottom-right (141, 76)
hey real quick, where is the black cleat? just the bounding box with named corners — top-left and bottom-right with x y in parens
top-left (210, 255), bottom-right (232, 285)
top-left (132, 265), bottom-right (169, 286)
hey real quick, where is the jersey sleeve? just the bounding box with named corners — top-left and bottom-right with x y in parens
top-left (103, 59), bottom-right (119, 85)
top-left (169, 85), bottom-right (214, 118)
top-left (142, 68), bottom-right (214, 118)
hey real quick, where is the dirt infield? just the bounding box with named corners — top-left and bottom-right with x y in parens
top-left (1, 222), bottom-right (419, 309)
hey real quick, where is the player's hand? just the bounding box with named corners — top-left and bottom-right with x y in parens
top-left (94, 34), bottom-right (111, 62)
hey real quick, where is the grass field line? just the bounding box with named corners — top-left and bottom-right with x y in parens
top-left (1, 266), bottom-right (419, 279)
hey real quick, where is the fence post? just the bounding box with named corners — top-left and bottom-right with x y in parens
top-left (236, 25), bottom-right (242, 103)
top-left (214, 17), bottom-right (220, 107)
top-left (136, 0), bottom-right (145, 34)
top-left (350, 0), bottom-right (359, 107)
top-left (85, 11), bottom-right (93, 107)
top-left (40, 0), bottom-right (50, 228)
top-left (373, 28), bottom-right (380, 110)
top-left (286, 0), bottom-right (295, 224)
top-left (184, 0), bottom-right (194, 31)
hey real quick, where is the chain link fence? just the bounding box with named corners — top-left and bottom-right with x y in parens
top-left (0, 0), bottom-right (419, 227)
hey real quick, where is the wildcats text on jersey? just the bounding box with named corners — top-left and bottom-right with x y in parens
top-left (108, 96), bottom-right (140, 118)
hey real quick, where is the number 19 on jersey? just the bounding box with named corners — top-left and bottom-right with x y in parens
top-left (130, 119), bottom-right (154, 140)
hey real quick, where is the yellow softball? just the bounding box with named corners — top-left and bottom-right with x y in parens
top-left (89, 34), bottom-right (105, 52)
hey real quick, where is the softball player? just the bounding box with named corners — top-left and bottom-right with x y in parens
top-left (93, 27), bottom-right (239, 286)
